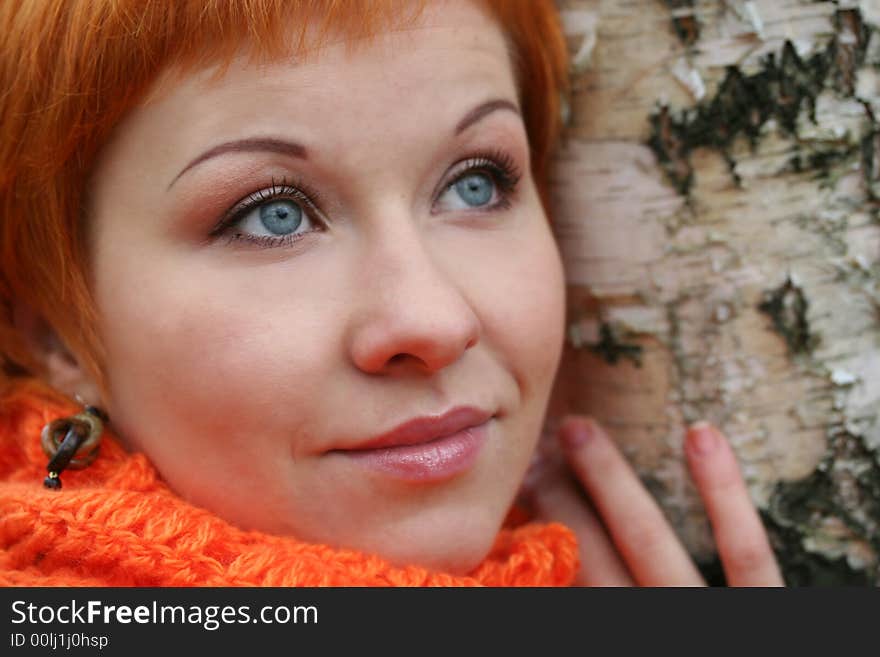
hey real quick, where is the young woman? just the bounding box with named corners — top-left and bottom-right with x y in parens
top-left (0, 0), bottom-right (783, 586)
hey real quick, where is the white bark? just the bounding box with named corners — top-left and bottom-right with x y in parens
top-left (546, 0), bottom-right (880, 583)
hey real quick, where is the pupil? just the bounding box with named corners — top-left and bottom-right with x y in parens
top-left (260, 201), bottom-right (302, 235)
top-left (455, 173), bottom-right (493, 206)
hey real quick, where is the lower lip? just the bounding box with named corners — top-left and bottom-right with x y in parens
top-left (341, 420), bottom-right (491, 482)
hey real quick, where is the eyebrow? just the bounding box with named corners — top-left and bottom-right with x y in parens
top-left (167, 138), bottom-right (307, 190)
top-left (454, 98), bottom-right (520, 135)
top-left (167, 98), bottom-right (520, 190)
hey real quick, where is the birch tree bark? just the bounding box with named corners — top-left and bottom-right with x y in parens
top-left (545, 0), bottom-right (880, 585)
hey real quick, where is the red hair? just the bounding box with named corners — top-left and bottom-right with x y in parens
top-left (0, 0), bottom-right (569, 400)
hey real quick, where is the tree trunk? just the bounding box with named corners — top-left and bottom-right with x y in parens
top-left (547, 0), bottom-right (880, 585)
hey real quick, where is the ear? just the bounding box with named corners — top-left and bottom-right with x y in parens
top-left (11, 301), bottom-right (104, 406)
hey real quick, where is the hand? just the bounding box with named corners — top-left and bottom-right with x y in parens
top-left (519, 416), bottom-right (784, 586)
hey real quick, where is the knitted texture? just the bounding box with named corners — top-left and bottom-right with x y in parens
top-left (0, 381), bottom-right (579, 586)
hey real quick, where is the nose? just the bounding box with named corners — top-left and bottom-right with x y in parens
top-left (346, 215), bottom-right (481, 376)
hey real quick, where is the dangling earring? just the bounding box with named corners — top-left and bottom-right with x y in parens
top-left (40, 400), bottom-right (108, 490)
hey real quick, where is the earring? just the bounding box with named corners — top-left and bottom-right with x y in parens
top-left (40, 402), bottom-right (108, 490)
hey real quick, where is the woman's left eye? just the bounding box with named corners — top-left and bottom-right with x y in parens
top-left (453, 172), bottom-right (495, 207)
top-left (435, 152), bottom-right (521, 214)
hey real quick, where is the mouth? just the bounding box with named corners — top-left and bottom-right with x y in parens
top-left (333, 406), bottom-right (495, 482)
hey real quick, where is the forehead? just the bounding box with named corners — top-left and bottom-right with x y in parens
top-left (141, 1), bottom-right (514, 127)
top-left (102, 0), bottom-right (519, 181)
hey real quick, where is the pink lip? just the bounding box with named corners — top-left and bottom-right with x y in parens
top-left (335, 406), bottom-right (494, 481)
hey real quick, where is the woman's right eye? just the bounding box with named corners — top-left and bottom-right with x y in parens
top-left (238, 199), bottom-right (310, 237)
top-left (212, 181), bottom-right (324, 249)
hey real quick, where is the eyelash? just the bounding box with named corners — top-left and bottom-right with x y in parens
top-left (211, 149), bottom-right (523, 250)
top-left (209, 178), bottom-right (323, 249)
top-left (444, 148), bottom-right (522, 212)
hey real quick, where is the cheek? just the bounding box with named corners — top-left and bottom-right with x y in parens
top-left (472, 220), bottom-right (566, 401)
top-left (93, 258), bottom-right (332, 448)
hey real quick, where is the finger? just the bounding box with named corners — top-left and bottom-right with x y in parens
top-left (685, 423), bottom-right (784, 587)
top-left (526, 461), bottom-right (635, 586)
top-left (559, 416), bottom-right (704, 586)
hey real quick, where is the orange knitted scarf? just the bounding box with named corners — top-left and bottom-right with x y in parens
top-left (0, 380), bottom-right (578, 586)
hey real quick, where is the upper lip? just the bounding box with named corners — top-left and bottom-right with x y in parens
top-left (346, 406), bottom-right (494, 451)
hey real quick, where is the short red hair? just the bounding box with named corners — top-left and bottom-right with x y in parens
top-left (0, 0), bottom-right (569, 399)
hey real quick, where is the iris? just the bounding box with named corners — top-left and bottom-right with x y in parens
top-left (454, 173), bottom-right (493, 207)
top-left (259, 200), bottom-right (302, 234)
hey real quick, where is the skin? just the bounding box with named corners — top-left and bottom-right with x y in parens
top-left (22, 0), bottom-right (783, 584)
top-left (525, 418), bottom-right (784, 585)
top-left (82, 0), bottom-right (566, 574)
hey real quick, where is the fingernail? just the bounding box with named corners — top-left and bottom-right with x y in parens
top-left (560, 417), bottom-right (597, 449)
top-left (687, 421), bottom-right (718, 456)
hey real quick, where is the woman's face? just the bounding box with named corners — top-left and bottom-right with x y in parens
top-left (87, 0), bottom-right (565, 573)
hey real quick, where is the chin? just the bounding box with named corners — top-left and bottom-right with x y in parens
top-left (381, 532), bottom-right (498, 576)
top-left (361, 503), bottom-right (505, 575)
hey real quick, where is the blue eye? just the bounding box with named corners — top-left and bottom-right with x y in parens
top-left (434, 151), bottom-right (521, 214)
top-left (454, 172), bottom-right (494, 207)
top-left (259, 200), bottom-right (302, 235)
top-left (213, 179), bottom-right (324, 249)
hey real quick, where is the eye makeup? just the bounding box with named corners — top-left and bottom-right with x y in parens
top-left (432, 148), bottom-right (522, 215)
top-left (208, 176), bottom-right (326, 250)
top-left (207, 147), bottom-right (524, 250)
